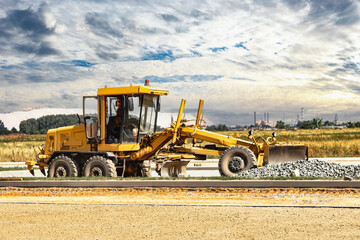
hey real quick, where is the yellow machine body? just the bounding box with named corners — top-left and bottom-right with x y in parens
top-left (26, 82), bottom-right (308, 177)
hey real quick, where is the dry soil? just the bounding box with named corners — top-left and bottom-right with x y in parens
top-left (0, 187), bottom-right (360, 239)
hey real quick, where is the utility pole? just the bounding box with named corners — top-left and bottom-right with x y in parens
top-left (335, 114), bottom-right (338, 125)
top-left (254, 112), bottom-right (256, 128)
top-left (263, 113), bottom-right (266, 125)
top-left (301, 107), bottom-right (304, 121)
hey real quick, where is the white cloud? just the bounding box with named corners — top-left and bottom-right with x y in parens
top-left (0, 0), bottom-right (359, 125)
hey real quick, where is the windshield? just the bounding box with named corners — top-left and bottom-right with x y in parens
top-left (105, 95), bottom-right (159, 144)
top-left (139, 95), bottom-right (159, 137)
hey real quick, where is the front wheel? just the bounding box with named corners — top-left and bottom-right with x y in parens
top-left (83, 156), bottom-right (117, 177)
top-left (218, 146), bottom-right (256, 176)
top-left (48, 155), bottom-right (78, 178)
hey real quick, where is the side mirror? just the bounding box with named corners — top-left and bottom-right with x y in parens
top-left (127, 97), bottom-right (134, 111)
top-left (272, 131), bottom-right (277, 138)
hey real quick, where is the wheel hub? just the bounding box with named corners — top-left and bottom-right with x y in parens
top-left (91, 167), bottom-right (103, 177)
top-left (55, 166), bottom-right (67, 178)
top-left (228, 156), bottom-right (245, 172)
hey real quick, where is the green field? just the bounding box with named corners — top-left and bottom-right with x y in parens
top-left (1, 128), bottom-right (360, 162)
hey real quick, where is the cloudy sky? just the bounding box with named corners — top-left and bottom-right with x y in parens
top-left (0, 0), bottom-right (359, 125)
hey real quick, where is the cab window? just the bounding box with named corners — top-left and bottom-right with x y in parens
top-left (106, 95), bottom-right (140, 143)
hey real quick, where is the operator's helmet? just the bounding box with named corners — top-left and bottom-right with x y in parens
top-left (116, 97), bottom-right (123, 108)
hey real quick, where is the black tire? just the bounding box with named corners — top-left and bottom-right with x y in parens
top-left (48, 155), bottom-right (78, 178)
top-left (83, 156), bottom-right (117, 177)
top-left (218, 146), bottom-right (256, 176)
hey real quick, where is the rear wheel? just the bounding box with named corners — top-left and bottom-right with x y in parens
top-left (218, 146), bottom-right (256, 176)
top-left (48, 155), bottom-right (78, 178)
top-left (83, 156), bottom-right (117, 177)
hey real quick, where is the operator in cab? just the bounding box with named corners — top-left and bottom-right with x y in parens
top-left (107, 102), bottom-right (137, 143)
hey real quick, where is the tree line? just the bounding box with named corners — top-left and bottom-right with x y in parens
top-left (205, 124), bottom-right (229, 131)
top-left (0, 114), bottom-right (80, 135)
top-left (2, 115), bottom-right (360, 135)
top-left (205, 118), bottom-right (360, 131)
top-left (276, 118), bottom-right (360, 129)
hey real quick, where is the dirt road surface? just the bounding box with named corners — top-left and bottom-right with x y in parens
top-left (1, 187), bottom-right (360, 239)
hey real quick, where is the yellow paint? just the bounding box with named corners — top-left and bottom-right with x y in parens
top-left (195, 99), bottom-right (204, 128)
top-left (27, 82), bottom-right (306, 176)
top-left (174, 147), bottom-right (223, 156)
top-left (97, 86), bottom-right (168, 96)
top-left (172, 99), bottom-right (186, 144)
top-left (98, 143), bottom-right (140, 152)
top-left (100, 96), bottom-right (106, 143)
top-left (257, 153), bottom-right (264, 167)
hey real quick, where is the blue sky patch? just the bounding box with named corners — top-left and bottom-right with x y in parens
top-left (71, 60), bottom-right (96, 67)
top-left (234, 42), bottom-right (249, 51)
top-left (1, 65), bottom-right (19, 70)
top-left (190, 50), bottom-right (202, 56)
top-left (24, 61), bottom-right (41, 69)
top-left (232, 77), bottom-right (256, 82)
top-left (209, 47), bottom-right (228, 52)
top-left (142, 50), bottom-right (175, 61)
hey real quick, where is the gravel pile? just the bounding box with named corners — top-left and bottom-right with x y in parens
top-left (238, 159), bottom-right (360, 178)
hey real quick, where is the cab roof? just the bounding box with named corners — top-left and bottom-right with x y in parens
top-left (97, 85), bottom-right (169, 96)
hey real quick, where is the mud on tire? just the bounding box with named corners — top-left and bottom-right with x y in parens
top-left (218, 146), bottom-right (256, 177)
top-left (48, 155), bottom-right (78, 178)
top-left (83, 156), bottom-right (117, 177)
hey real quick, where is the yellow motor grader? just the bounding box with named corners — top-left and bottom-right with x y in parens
top-left (26, 80), bottom-right (308, 177)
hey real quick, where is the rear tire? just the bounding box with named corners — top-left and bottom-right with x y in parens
top-left (83, 156), bottom-right (117, 177)
top-left (48, 155), bottom-right (78, 178)
top-left (218, 146), bottom-right (256, 176)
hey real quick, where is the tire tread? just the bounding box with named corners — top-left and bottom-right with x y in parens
top-left (83, 156), bottom-right (117, 177)
top-left (218, 146), bottom-right (256, 176)
top-left (48, 155), bottom-right (78, 178)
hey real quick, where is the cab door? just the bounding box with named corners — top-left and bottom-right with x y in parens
top-left (83, 96), bottom-right (101, 144)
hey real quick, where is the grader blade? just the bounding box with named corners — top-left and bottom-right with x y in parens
top-left (264, 145), bottom-right (308, 165)
top-left (160, 160), bottom-right (190, 177)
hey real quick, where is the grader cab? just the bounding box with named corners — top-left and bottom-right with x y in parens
top-left (26, 80), bottom-right (308, 178)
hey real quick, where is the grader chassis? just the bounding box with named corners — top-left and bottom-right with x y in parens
top-left (26, 81), bottom-right (308, 178)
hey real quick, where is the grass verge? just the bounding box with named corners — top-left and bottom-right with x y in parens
top-left (0, 166), bottom-right (37, 171)
top-left (20, 176), bottom-right (360, 181)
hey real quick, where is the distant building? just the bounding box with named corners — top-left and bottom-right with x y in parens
top-left (256, 120), bottom-right (274, 128)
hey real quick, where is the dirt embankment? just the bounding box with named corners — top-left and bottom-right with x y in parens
top-left (0, 187), bottom-right (360, 239)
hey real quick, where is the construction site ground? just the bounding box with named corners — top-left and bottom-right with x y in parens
top-left (1, 187), bottom-right (360, 239)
